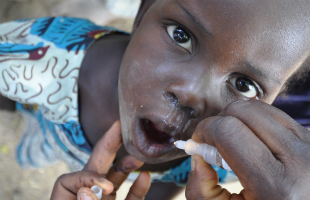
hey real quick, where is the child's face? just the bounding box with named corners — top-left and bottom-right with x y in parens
top-left (118, 0), bottom-right (310, 163)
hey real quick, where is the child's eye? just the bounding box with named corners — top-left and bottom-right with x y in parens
top-left (166, 25), bottom-right (192, 52)
top-left (230, 77), bottom-right (258, 98)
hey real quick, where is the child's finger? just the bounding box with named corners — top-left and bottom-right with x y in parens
top-left (84, 121), bottom-right (122, 174)
top-left (125, 171), bottom-right (151, 200)
top-left (51, 171), bottom-right (114, 200)
top-left (186, 155), bottom-right (232, 200)
top-left (106, 155), bottom-right (144, 194)
top-left (77, 187), bottom-right (99, 200)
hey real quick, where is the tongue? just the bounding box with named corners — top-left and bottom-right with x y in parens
top-left (143, 120), bottom-right (172, 144)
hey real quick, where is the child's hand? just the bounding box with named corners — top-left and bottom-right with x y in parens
top-left (186, 100), bottom-right (310, 200)
top-left (51, 121), bottom-right (151, 200)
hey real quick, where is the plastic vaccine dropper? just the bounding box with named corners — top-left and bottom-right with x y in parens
top-left (91, 185), bottom-right (102, 200)
top-left (174, 139), bottom-right (232, 171)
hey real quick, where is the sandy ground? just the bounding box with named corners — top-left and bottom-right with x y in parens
top-left (0, 111), bottom-right (68, 200)
top-left (0, 0), bottom-right (243, 199)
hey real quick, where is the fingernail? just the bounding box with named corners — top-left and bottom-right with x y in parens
top-left (78, 193), bottom-right (93, 200)
top-left (191, 156), bottom-right (196, 172)
top-left (98, 177), bottom-right (108, 183)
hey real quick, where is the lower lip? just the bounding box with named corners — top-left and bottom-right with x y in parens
top-left (133, 119), bottom-right (175, 158)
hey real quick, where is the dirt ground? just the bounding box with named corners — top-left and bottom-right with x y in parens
top-left (0, 0), bottom-right (242, 199)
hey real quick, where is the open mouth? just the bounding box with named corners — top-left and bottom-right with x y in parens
top-left (133, 119), bottom-right (176, 158)
top-left (141, 119), bottom-right (173, 145)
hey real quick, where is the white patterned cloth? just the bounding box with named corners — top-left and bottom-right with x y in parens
top-left (0, 17), bottom-right (118, 171)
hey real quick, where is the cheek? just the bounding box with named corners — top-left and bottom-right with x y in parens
top-left (119, 58), bottom-right (159, 102)
top-left (118, 76), bottom-right (135, 142)
top-left (119, 30), bottom-right (169, 96)
top-left (118, 34), bottom-right (166, 126)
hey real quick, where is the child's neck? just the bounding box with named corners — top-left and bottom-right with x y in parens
top-left (78, 33), bottom-right (130, 147)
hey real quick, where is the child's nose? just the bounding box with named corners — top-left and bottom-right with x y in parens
top-left (166, 83), bottom-right (205, 118)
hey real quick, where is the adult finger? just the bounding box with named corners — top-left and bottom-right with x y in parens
top-left (125, 171), bottom-right (151, 200)
top-left (84, 121), bottom-right (122, 174)
top-left (51, 171), bottom-right (113, 200)
top-left (191, 115), bottom-right (281, 198)
top-left (77, 187), bottom-right (99, 200)
top-left (218, 100), bottom-right (308, 156)
top-left (106, 155), bottom-right (144, 196)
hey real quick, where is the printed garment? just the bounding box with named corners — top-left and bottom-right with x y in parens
top-left (153, 157), bottom-right (237, 186)
top-left (0, 17), bottom-right (120, 171)
top-left (0, 17), bottom-right (117, 124)
top-left (5, 17), bottom-right (308, 186)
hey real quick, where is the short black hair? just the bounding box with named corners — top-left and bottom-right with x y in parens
top-left (281, 56), bottom-right (310, 95)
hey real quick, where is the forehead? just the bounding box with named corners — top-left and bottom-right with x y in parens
top-left (153, 0), bottom-right (310, 81)
top-left (164, 0), bottom-right (310, 38)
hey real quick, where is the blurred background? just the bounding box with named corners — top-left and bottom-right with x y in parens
top-left (0, 0), bottom-right (242, 199)
top-left (0, 0), bottom-right (139, 31)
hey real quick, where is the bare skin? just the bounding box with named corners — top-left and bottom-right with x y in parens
top-left (118, 0), bottom-right (310, 165)
top-left (51, 121), bottom-right (151, 200)
top-left (186, 100), bottom-right (310, 200)
top-left (78, 0), bottom-right (310, 199)
top-left (2, 0), bottom-right (310, 199)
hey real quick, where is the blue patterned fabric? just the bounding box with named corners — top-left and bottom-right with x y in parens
top-left (30, 17), bottom-right (116, 53)
top-left (156, 157), bottom-right (237, 186)
top-left (15, 103), bottom-right (92, 169)
top-left (1, 17), bottom-right (120, 171)
top-left (58, 123), bottom-right (92, 153)
top-left (0, 42), bottom-right (44, 53)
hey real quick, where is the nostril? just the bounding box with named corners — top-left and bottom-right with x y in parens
top-left (190, 109), bottom-right (197, 118)
top-left (169, 93), bottom-right (178, 104)
top-left (185, 106), bottom-right (198, 118)
top-left (164, 91), bottom-right (198, 118)
top-left (163, 91), bottom-right (179, 105)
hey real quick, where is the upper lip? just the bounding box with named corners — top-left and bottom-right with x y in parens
top-left (142, 114), bottom-right (188, 141)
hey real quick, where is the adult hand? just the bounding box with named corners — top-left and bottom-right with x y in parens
top-left (51, 121), bottom-right (151, 200)
top-left (186, 100), bottom-right (310, 200)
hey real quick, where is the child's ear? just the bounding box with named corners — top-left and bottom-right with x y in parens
top-left (131, 0), bottom-right (156, 35)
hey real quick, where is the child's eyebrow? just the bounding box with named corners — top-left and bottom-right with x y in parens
top-left (175, 0), bottom-right (281, 86)
top-left (175, 0), bottom-right (213, 38)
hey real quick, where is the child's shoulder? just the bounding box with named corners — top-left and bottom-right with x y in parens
top-left (80, 33), bottom-right (130, 81)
